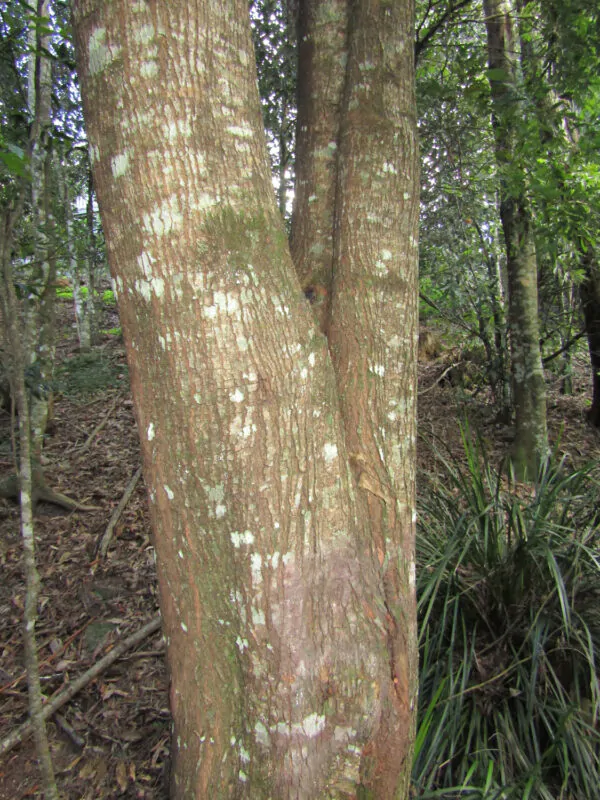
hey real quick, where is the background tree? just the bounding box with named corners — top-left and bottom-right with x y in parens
top-left (482, 0), bottom-right (548, 475)
top-left (73, 0), bottom-right (419, 797)
top-left (250, 0), bottom-right (297, 219)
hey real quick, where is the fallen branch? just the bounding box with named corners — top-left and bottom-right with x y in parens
top-left (98, 465), bottom-right (143, 558)
top-left (73, 393), bottom-right (120, 456)
top-left (418, 362), bottom-right (459, 395)
top-left (0, 616), bottom-right (162, 758)
top-left (0, 620), bottom-right (93, 695)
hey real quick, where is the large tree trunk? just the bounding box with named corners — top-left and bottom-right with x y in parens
top-left (73, 0), bottom-right (418, 797)
top-left (483, 0), bottom-right (547, 476)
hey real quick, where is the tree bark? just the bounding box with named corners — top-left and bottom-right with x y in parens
top-left (1, 215), bottom-right (58, 800)
top-left (580, 252), bottom-right (600, 426)
top-left (28, 0), bottom-right (57, 458)
top-left (292, 0), bottom-right (420, 792)
top-left (290, 0), bottom-right (347, 332)
top-left (483, 0), bottom-right (548, 476)
top-left (73, 0), bottom-right (418, 796)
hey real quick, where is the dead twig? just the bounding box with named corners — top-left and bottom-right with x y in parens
top-left (418, 362), bottom-right (459, 395)
top-left (54, 712), bottom-right (85, 749)
top-left (0, 616), bottom-right (162, 758)
top-left (0, 620), bottom-right (93, 695)
top-left (73, 393), bottom-right (120, 456)
top-left (98, 465), bottom-right (143, 558)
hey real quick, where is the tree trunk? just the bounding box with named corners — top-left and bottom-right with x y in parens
top-left (27, 0), bottom-right (57, 459)
top-left (483, 0), bottom-right (547, 476)
top-left (289, 0), bottom-right (347, 332)
top-left (73, 0), bottom-right (418, 796)
top-left (2, 210), bottom-right (58, 800)
top-left (63, 163), bottom-right (92, 352)
top-left (292, 0), bottom-right (419, 792)
top-left (580, 252), bottom-right (600, 426)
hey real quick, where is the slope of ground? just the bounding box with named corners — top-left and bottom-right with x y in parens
top-left (0, 311), bottom-right (598, 798)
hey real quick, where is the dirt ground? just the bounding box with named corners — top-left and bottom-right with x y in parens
top-left (1, 309), bottom-right (599, 799)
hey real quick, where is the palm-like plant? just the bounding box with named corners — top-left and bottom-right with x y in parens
top-left (414, 429), bottom-right (600, 798)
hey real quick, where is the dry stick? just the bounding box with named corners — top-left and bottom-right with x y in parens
top-left (0, 616), bottom-right (162, 758)
top-left (74, 392), bottom-right (120, 455)
top-left (418, 362), bottom-right (460, 395)
top-left (0, 620), bottom-right (93, 696)
top-left (98, 465), bottom-right (143, 558)
top-left (54, 713), bottom-right (85, 749)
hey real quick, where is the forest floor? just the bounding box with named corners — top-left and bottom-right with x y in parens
top-left (1, 301), bottom-right (599, 799)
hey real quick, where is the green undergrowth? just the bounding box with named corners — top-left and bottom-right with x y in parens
top-left (56, 351), bottom-right (128, 397)
top-left (55, 286), bottom-right (116, 306)
top-left (413, 428), bottom-right (600, 799)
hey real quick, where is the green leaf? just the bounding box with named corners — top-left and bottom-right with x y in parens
top-left (0, 148), bottom-right (29, 177)
top-left (486, 67), bottom-right (509, 82)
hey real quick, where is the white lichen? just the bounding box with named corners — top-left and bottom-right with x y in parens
top-left (142, 195), bottom-right (183, 238)
top-left (226, 124), bottom-right (253, 138)
top-left (323, 443), bottom-right (338, 463)
top-left (251, 607), bottom-right (265, 626)
top-left (140, 60), bottom-right (158, 78)
top-left (250, 553), bottom-right (262, 584)
top-left (230, 530), bottom-right (255, 548)
top-left (111, 152), bottom-right (129, 178)
top-left (255, 721), bottom-right (270, 746)
top-left (88, 27), bottom-right (121, 76)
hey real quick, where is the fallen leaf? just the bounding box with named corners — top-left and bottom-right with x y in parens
top-left (116, 760), bottom-right (128, 792)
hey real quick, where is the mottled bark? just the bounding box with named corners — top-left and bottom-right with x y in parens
top-left (73, 1), bottom-right (416, 797)
top-left (1, 211), bottom-right (58, 800)
top-left (292, 0), bottom-right (419, 793)
top-left (580, 252), bottom-right (600, 426)
top-left (28, 0), bottom-right (57, 458)
top-left (483, 0), bottom-right (547, 476)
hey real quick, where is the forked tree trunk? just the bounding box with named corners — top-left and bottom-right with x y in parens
top-left (483, 0), bottom-right (547, 476)
top-left (73, 0), bottom-right (418, 797)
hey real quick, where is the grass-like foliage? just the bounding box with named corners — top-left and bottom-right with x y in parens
top-left (414, 429), bottom-right (600, 798)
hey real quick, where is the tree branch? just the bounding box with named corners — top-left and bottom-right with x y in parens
top-left (0, 616), bottom-right (162, 758)
top-left (415, 0), bottom-right (475, 62)
top-left (542, 329), bottom-right (587, 365)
